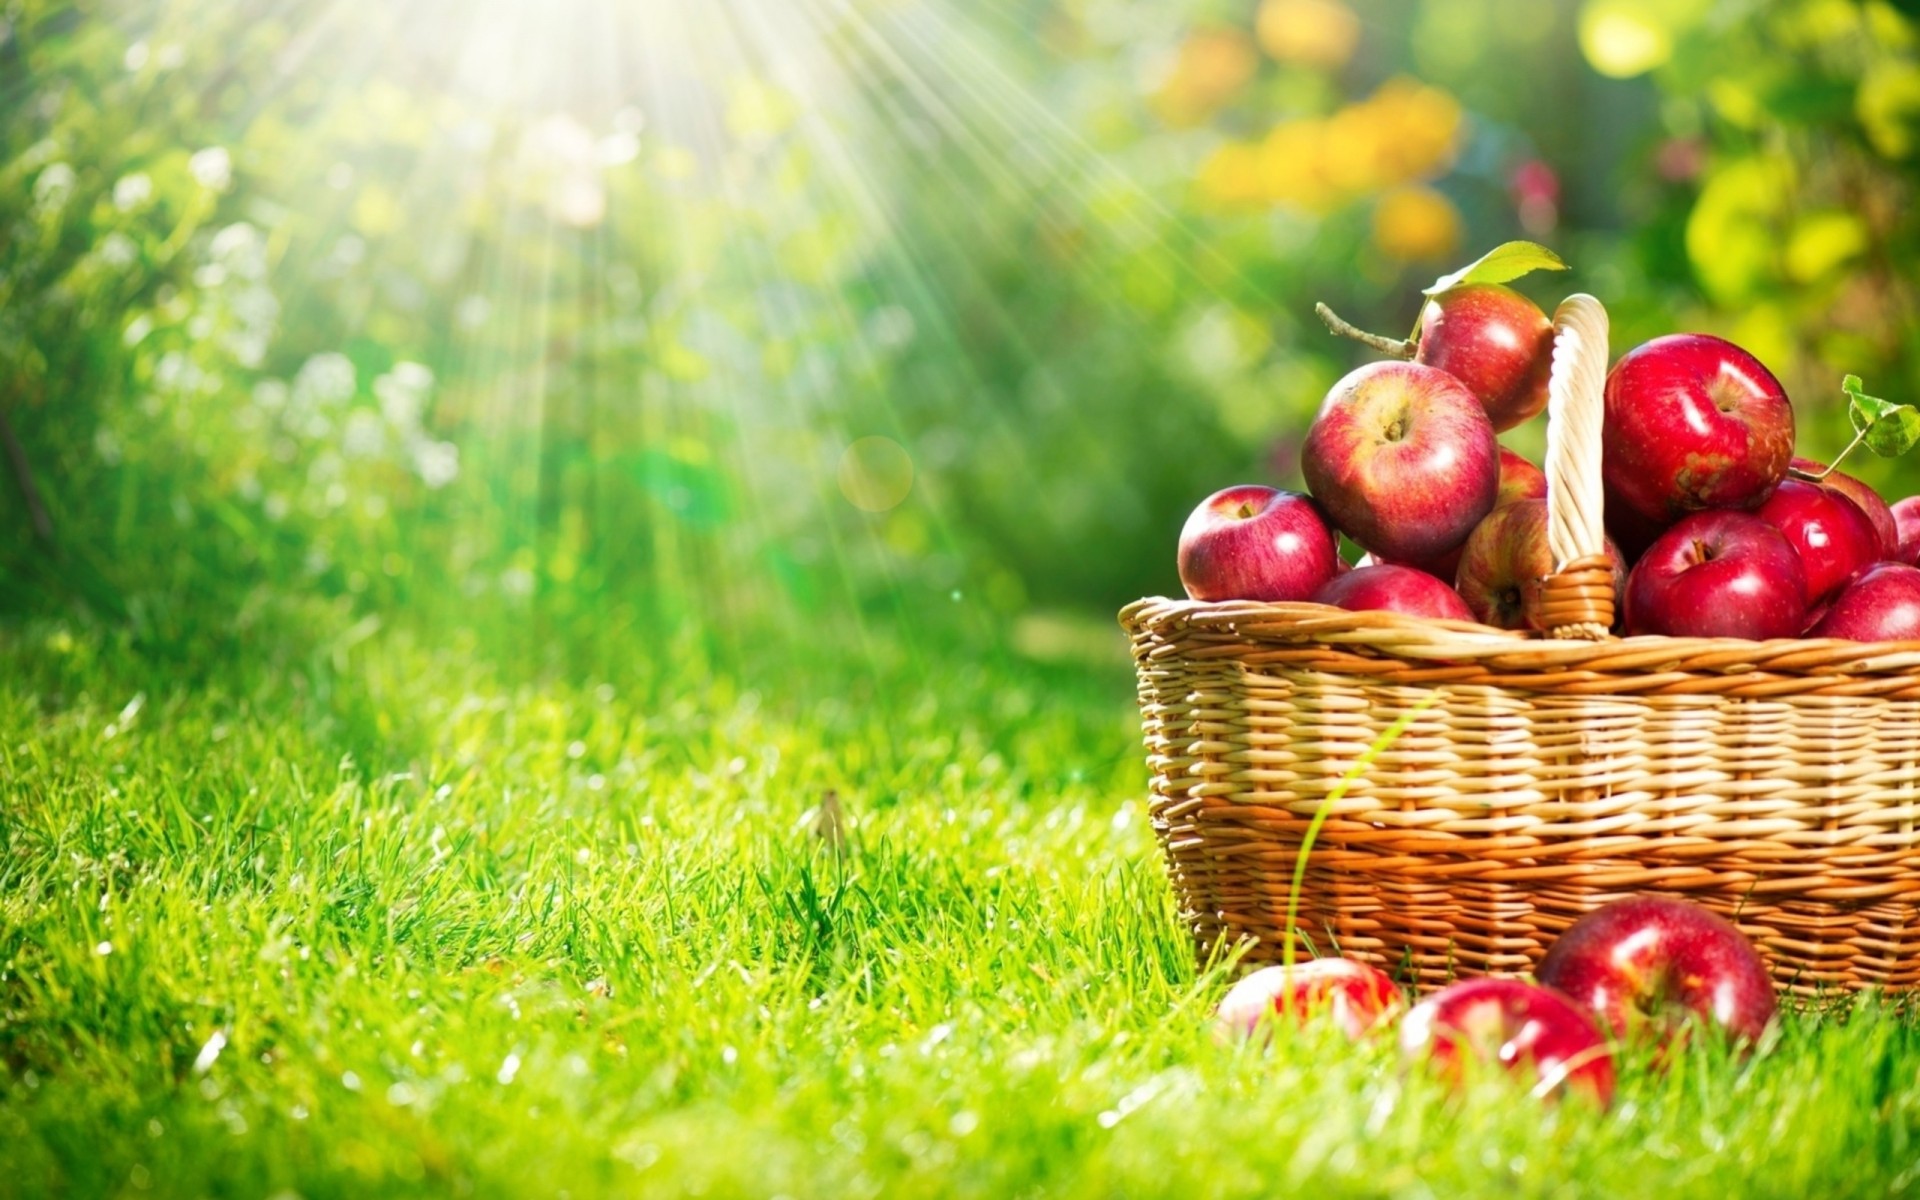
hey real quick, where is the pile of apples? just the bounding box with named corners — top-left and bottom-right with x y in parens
top-left (1215, 896), bottom-right (1777, 1107)
top-left (1177, 244), bottom-right (1920, 641)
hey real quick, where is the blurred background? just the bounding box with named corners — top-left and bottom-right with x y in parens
top-left (3, 0), bottom-right (1919, 679)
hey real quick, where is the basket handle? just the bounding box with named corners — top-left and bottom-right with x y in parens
top-left (1538, 293), bottom-right (1614, 639)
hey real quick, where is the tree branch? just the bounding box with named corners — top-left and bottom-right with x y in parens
top-left (1314, 303), bottom-right (1415, 359)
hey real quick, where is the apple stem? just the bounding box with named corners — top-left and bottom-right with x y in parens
top-left (1789, 427), bottom-right (1870, 482)
top-left (1314, 302), bottom-right (1416, 360)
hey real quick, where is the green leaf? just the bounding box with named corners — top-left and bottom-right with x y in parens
top-left (1420, 240), bottom-right (1570, 297)
top-left (1843, 375), bottom-right (1920, 457)
top-left (1865, 408), bottom-right (1920, 457)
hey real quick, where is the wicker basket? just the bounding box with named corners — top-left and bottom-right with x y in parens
top-left (1122, 295), bottom-right (1920, 997)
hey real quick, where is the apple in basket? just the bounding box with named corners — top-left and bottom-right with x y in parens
top-left (1536, 896), bottom-right (1776, 1049)
top-left (1454, 498), bottom-right (1627, 631)
top-left (1369, 447), bottom-right (1550, 582)
top-left (1754, 478), bottom-right (1882, 607)
top-left (1602, 334), bottom-right (1794, 526)
top-left (1806, 562), bottom-right (1920, 641)
top-left (1177, 485), bottom-right (1340, 603)
top-left (1892, 496), bottom-right (1920, 565)
top-left (1300, 361), bottom-right (1500, 567)
top-left (1215, 957), bottom-right (1405, 1042)
top-left (1798, 456), bottom-right (1899, 559)
top-left (1623, 511), bottom-right (1807, 640)
top-left (1492, 446), bottom-right (1549, 510)
top-left (1602, 478), bottom-right (1671, 567)
top-left (1413, 284), bottom-right (1555, 432)
top-left (1310, 563), bottom-right (1475, 622)
top-left (1398, 978), bottom-right (1615, 1107)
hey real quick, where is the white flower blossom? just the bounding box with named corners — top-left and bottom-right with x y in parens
top-left (374, 363), bottom-right (432, 429)
top-left (341, 410), bottom-right (387, 459)
top-left (224, 331), bottom-right (268, 370)
top-left (188, 146), bottom-right (232, 191)
top-left (97, 232), bottom-right (139, 269)
top-left (292, 353), bottom-right (356, 408)
top-left (228, 286), bottom-right (279, 329)
top-left (33, 162), bottom-right (75, 212)
top-left (113, 172), bottom-right (152, 211)
top-left (210, 223), bottom-right (267, 280)
top-left (412, 439), bottom-right (459, 488)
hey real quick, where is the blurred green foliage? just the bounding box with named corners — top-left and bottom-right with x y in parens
top-left (4, 0), bottom-right (1920, 652)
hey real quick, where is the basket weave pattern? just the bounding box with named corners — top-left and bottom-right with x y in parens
top-left (1124, 296), bottom-right (1920, 995)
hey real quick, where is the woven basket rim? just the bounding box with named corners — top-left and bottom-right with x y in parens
top-left (1121, 595), bottom-right (1920, 679)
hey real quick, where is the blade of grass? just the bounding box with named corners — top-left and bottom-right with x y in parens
top-left (1283, 693), bottom-right (1441, 971)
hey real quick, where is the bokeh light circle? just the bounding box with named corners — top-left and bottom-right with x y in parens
top-left (1578, 0), bottom-right (1674, 79)
top-left (837, 437), bottom-right (914, 512)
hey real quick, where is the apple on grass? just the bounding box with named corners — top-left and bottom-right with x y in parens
top-left (1535, 896), bottom-right (1776, 1051)
top-left (1398, 978), bottom-right (1615, 1108)
top-left (1215, 957), bottom-right (1404, 1043)
top-left (1796, 457), bottom-right (1899, 559)
top-left (1301, 361), bottom-right (1500, 567)
top-left (1178, 486), bottom-right (1339, 603)
top-left (1311, 563), bottom-right (1475, 622)
top-left (1754, 479), bottom-right (1881, 605)
top-left (1414, 284), bottom-right (1554, 432)
top-left (1603, 334), bottom-right (1794, 526)
top-left (1454, 498), bottom-right (1627, 631)
top-left (1807, 562), bottom-right (1920, 641)
top-left (1623, 511), bottom-right (1807, 640)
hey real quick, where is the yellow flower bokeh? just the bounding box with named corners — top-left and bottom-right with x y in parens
top-left (1256, 0), bottom-right (1362, 69)
top-left (1197, 141), bottom-right (1269, 209)
top-left (1241, 77), bottom-right (1462, 213)
top-left (1152, 29), bottom-right (1258, 128)
top-left (1372, 186), bottom-right (1464, 262)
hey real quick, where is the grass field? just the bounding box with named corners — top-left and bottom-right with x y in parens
top-left (4, 611), bottom-right (1920, 1198)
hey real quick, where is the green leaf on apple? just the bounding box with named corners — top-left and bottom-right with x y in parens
top-left (1420, 240), bottom-right (1569, 298)
top-left (1844, 374), bottom-right (1920, 458)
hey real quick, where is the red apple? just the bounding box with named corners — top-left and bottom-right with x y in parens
top-left (1623, 511), bottom-right (1807, 639)
top-left (1891, 496), bottom-right (1920, 566)
top-left (1494, 446), bottom-right (1549, 509)
top-left (1806, 562), bottom-right (1920, 642)
top-left (1311, 563), bottom-right (1475, 621)
top-left (1178, 486), bottom-right (1339, 603)
top-left (1215, 957), bottom-right (1404, 1042)
top-left (1414, 284), bottom-right (1554, 432)
top-left (1377, 546), bottom-right (1466, 589)
top-left (1602, 334), bottom-right (1794, 525)
top-left (1398, 977), bottom-right (1615, 1107)
top-left (1373, 449), bottom-right (1551, 581)
top-left (1301, 361), bottom-right (1500, 565)
top-left (1604, 479), bottom-right (1672, 567)
top-left (1535, 896), bottom-right (1776, 1050)
top-left (1754, 479), bottom-right (1881, 605)
top-left (1800, 599), bottom-right (1832, 634)
top-left (1454, 498), bottom-right (1627, 631)
top-left (1795, 457), bottom-right (1898, 559)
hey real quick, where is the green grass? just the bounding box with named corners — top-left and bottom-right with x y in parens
top-left (4, 613), bottom-right (1920, 1198)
